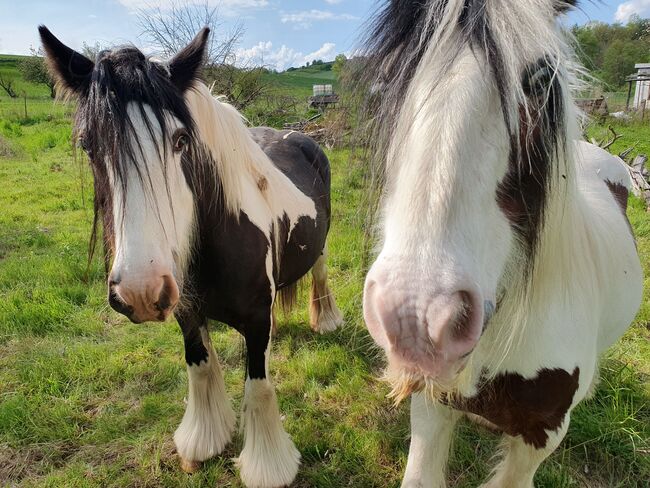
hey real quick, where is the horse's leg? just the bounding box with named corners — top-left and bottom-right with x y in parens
top-left (174, 311), bottom-right (236, 473)
top-left (309, 246), bottom-right (343, 333)
top-left (236, 311), bottom-right (300, 488)
top-left (402, 393), bottom-right (460, 488)
top-left (479, 416), bottom-right (570, 488)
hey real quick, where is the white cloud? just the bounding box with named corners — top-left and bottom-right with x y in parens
top-left (235, 41), bottom-right (338, 70)
top-left (324, 0), bottom-right (343, 4)
top-left (280, 9), bottom-right (358, 29)
top-left (615, 0), bottom-right (650, 22)
top-left (304, 42), bottom-right (337, 62)
top-left (236, 41), bottom-right (302, 70)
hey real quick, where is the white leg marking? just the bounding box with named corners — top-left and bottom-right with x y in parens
top-left (236, 377), bottom-right (300, 488)
top-left (174, 329), bottom-right (236, 464)
top-left (310, 248), bottom-right (343, 334)
top-left (479, 417), bottom-right (570, 488)
top-left (402, 393), bottom-right (460, 488)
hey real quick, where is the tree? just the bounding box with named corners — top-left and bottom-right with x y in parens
top-left (17, 47), bottom-right (56, 98)
top-left (137, 1), bottom-right (244, 65)
top-left (572, 18), bottom-right (650, 88)
top-left (332, 54), bottom-right (347, 78)
top-left (601, 39), bottom-right (649, 87)
top-left (136, 1), bottom-right (267, 109)
top-left (0, 72), bottom-right (17, 98)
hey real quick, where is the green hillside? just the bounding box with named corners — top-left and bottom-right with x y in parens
top-left (0, 54), bottom-right (339, 126)
top-left (264, 63), bottom-right (338, 99)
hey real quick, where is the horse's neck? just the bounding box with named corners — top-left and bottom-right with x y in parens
top-left (186, 84), bottom-right (298, 219)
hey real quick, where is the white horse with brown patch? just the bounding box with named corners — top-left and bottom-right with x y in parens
top-left (360, 1), bottom-right (643, 486)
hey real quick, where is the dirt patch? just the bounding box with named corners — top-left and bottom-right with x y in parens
top-left (0, 441), bottom-right (76, 483)
top-left (0, 135), bottom-right (16, 158)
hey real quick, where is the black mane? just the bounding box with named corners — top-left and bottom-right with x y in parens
top-left (76, 46), bottom-right (201, 270)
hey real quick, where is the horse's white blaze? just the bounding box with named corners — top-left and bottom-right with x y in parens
top-left (364, 46), bottom-right (516, 379)
top-left (379, 45), bottom-right (513, 301)
top-left (109, 103), bottom-right (195, 290)
top-left (174, 328), bottom-right (236, 462)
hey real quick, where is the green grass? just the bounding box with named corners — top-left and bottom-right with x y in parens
top-left (0, 64), bottom-right (648, 486)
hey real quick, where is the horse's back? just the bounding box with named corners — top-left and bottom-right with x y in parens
top-left (249, 127), bottom-right (332, 287)
top-left (574, 141), bottom-right (643, 351)
top-left (249, 127), bottom-right (331, 214)
top-left (575, 141), bottom-right (631, 191)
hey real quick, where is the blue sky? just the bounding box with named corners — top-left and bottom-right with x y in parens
top-left (0, 1), bottom-right (646, 70)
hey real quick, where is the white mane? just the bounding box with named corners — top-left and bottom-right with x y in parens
top-left (184, 82), bottom-right (299, 219)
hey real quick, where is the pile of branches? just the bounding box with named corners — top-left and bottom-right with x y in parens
top-left (283, 110), bottom-right (353, 150)
top-left (595, 126), bottom-right (650, 209)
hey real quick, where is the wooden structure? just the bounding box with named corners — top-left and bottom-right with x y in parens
top-left (308, 84), bottom-right (339, 109)
top-left (626, 69), bottom-right (650, 111)
top-left (575, 96), bottom-right (608, 116)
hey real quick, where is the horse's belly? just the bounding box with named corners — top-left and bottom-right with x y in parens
top-left (277, 214), bottom-right (328, 287)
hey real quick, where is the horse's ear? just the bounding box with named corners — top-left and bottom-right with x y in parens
top-left (38, 25), bottom-right (94, 97)
top-left (554, 0), bottom-right (577, 14)
top-left (169, 27), bottom-right (210, 92)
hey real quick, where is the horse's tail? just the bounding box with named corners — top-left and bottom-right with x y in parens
top-left (277, 281), bottom-right (299, 316)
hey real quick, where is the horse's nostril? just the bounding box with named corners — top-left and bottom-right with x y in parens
top-left (449, 291), bottom-right (474, 342)
top-left (108, 287), bottom-right (134, 317)
top-left (108, 274), bottom-right (121, 287)
top-left (154, 275), bottom-right (179, 317)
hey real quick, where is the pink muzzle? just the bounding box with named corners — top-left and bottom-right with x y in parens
top-left (363, 263), bottom-right (486, 379)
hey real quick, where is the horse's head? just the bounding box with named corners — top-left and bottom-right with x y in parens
top-left (361, 0), bottom-right (577, 398)
top-left (40, 26), bottom-right (211, 323)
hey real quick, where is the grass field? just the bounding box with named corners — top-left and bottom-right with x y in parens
top-left (0, 61), bottom-right (649, 487)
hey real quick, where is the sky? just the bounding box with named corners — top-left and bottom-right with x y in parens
top-left (0, 1), bottom-right (647, 71)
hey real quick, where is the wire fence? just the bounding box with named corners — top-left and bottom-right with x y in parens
top-left (0, 95), bottom-right (73, 121)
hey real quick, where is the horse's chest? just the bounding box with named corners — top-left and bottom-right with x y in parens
top-left (452, 367), bottom-right (580, 448)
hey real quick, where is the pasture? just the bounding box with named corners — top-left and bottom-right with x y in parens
top-left (0, 60), bottom-right (649, 488)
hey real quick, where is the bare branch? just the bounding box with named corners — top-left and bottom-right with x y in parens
top-left (136, 1), bottom-right (268, 110)
top-left (599, 125), bottom-right (623, 151)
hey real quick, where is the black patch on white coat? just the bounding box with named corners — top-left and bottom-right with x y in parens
top-left (497, 57), bottom-right (565, 262)
top-left (604, 180), bottom-right (635, 239)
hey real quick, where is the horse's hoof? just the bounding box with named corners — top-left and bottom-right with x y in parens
top-left (180, 457), bottom-right (202, 474)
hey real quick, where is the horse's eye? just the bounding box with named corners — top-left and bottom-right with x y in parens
top-left (173, 130), bottom-right (190, 153)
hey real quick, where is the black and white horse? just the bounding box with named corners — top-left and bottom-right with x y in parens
top-left (39, 26), bottom-right (342, 488)
top-left (360, 1), bottom-right (643, 486)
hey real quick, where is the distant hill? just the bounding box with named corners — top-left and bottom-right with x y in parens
top-left (264, 62), bottom-right (339, 100)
